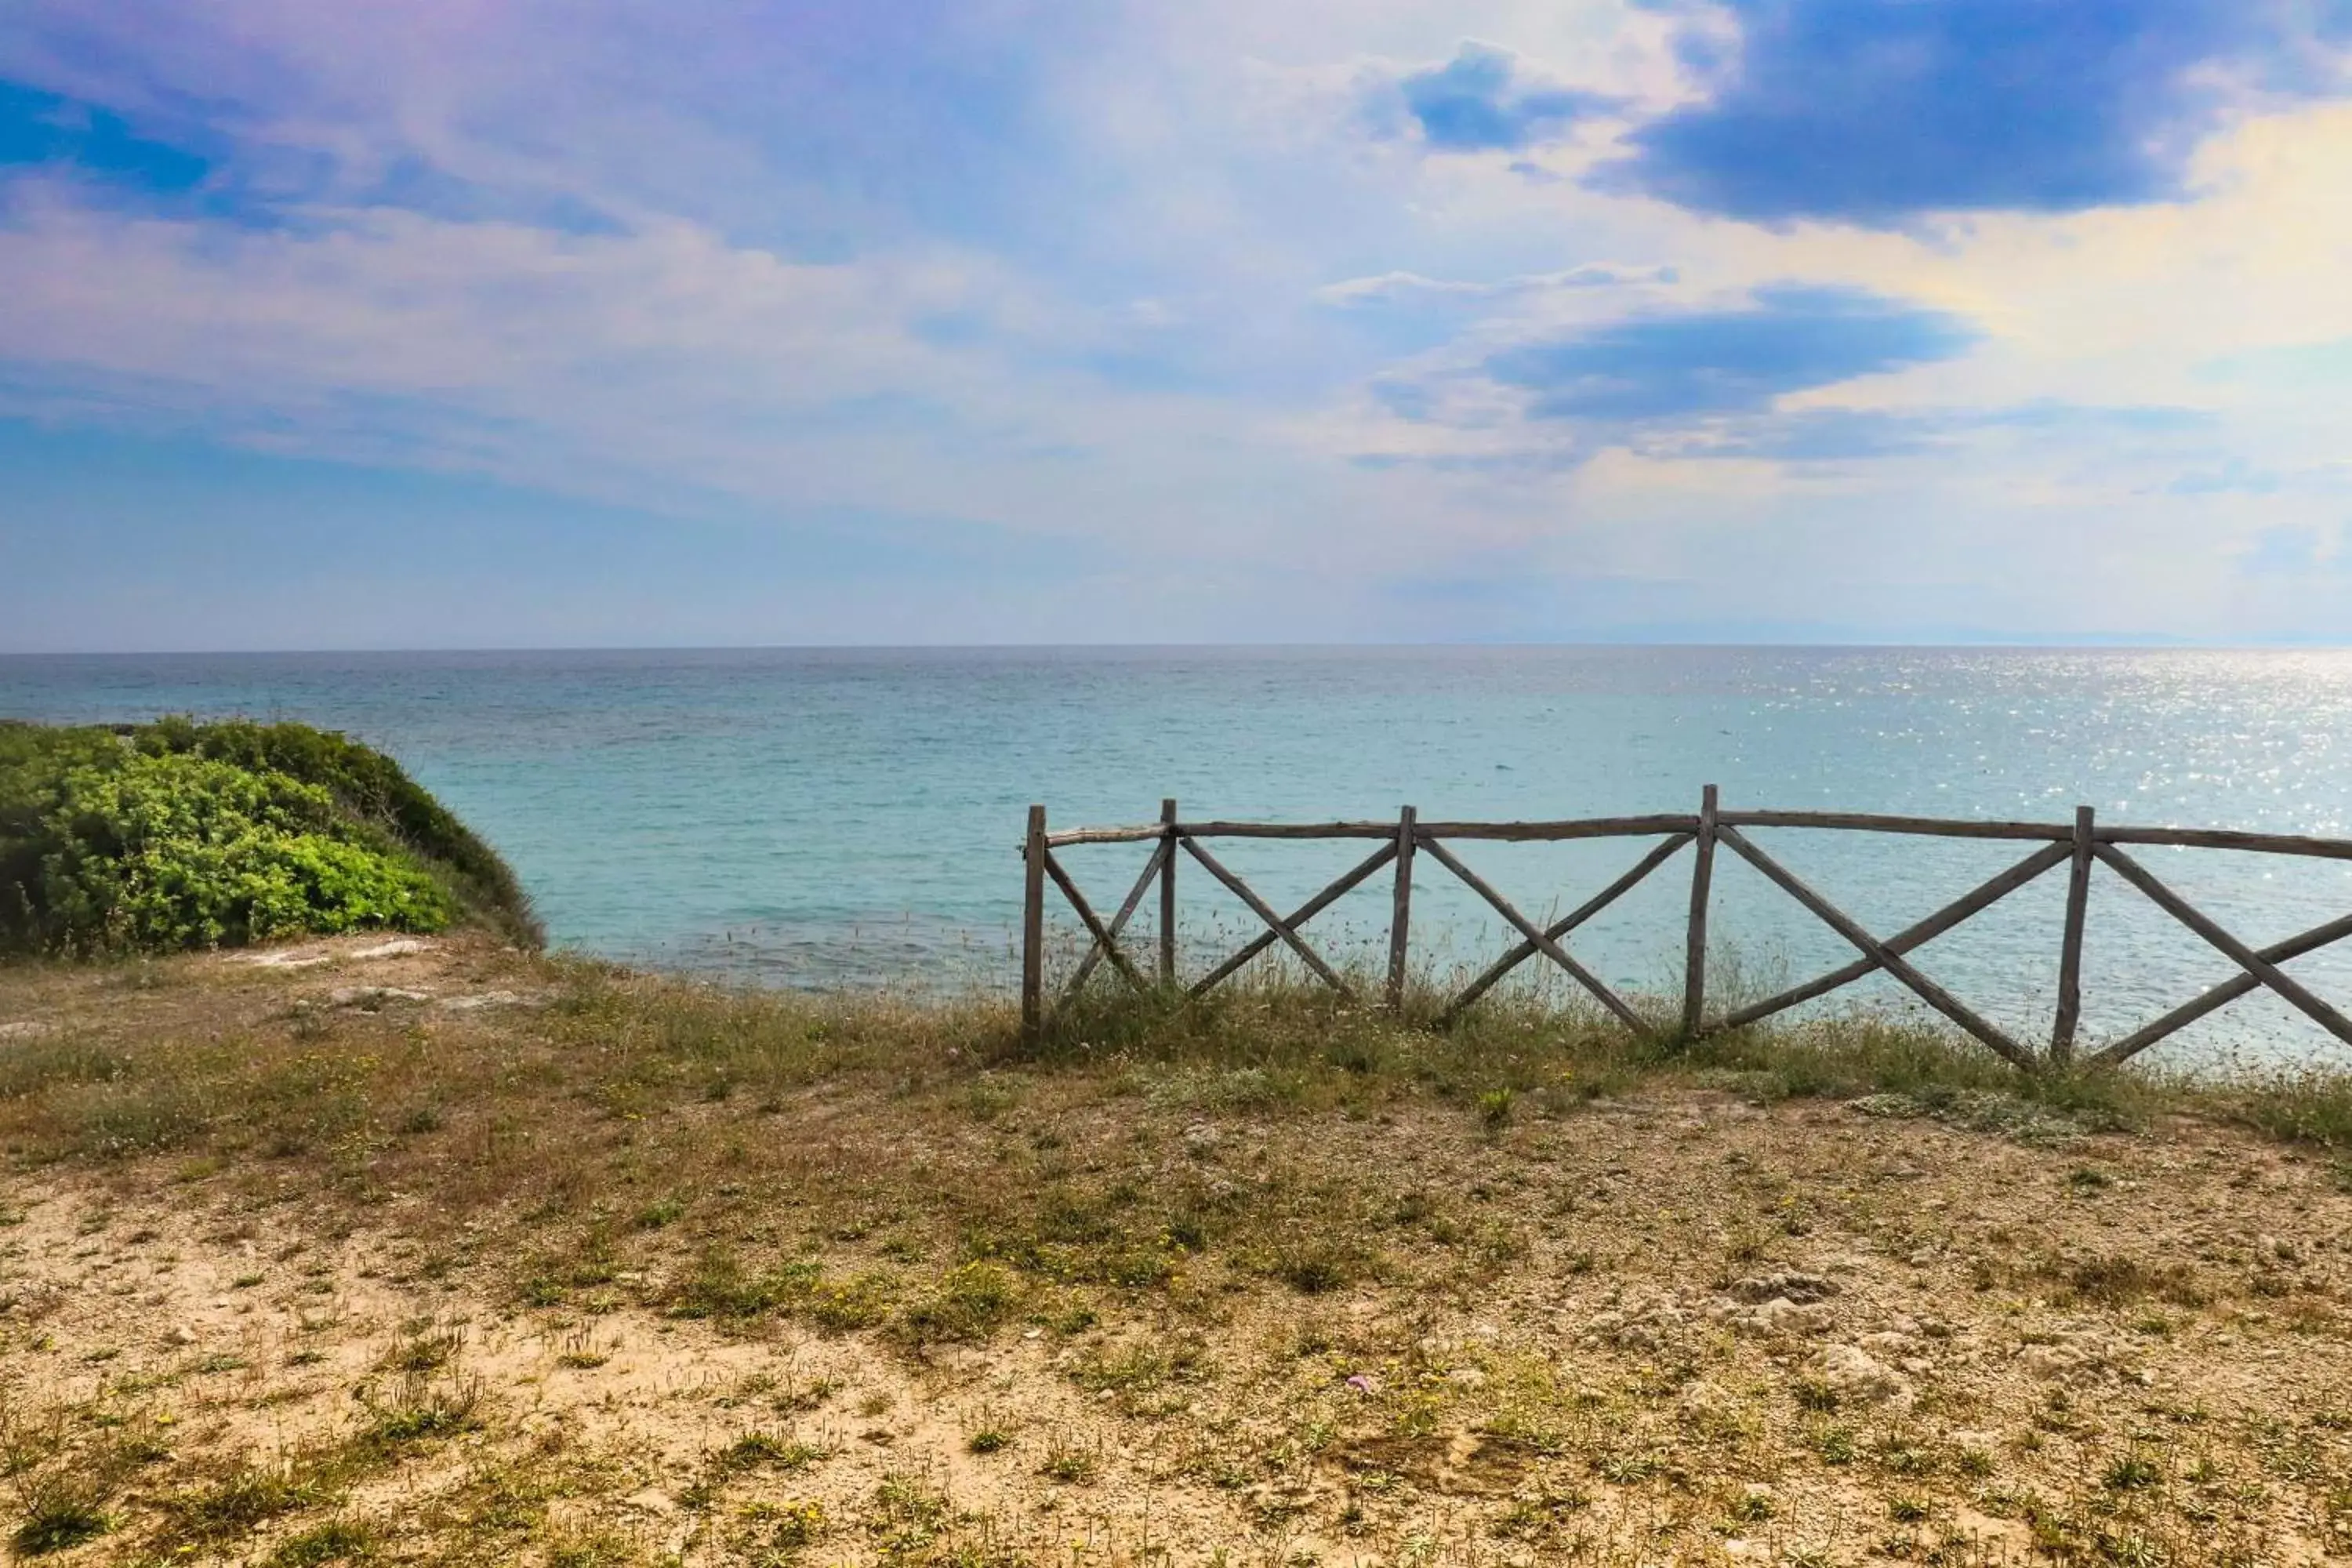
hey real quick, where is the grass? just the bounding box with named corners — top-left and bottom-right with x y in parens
top-left (4, 937), bottom-right (2352, 1563)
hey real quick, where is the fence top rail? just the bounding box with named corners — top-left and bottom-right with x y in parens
top-left (1412, 815), bottom-right (1698, 842)
top-left (1039, 807), bottom-right (2352, 861)
top-left (2094, 825), bottom-right (2352, 861)
top-left (1719, 811), bottom-right (2071, 842)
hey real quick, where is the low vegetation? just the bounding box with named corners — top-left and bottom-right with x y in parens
top-left (0, 717), bottom-right (539, 956)
top-left (2, 935), bottom-right (2350, 1563)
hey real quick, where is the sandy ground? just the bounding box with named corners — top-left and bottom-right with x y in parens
top-left (1, 938), bottom-right (2350, 1565)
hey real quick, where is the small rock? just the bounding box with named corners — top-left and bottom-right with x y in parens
top-left (327, 985), bottom-right (431, 1009)
top-left (164, 1326), bottom-right (198, 1346)
top-left (437, 990), bottom-right (532, 1011)
top-left (2016, 1343), bottom-right (2083, 1379)
top-left (1813, 1343), bottom-right (1908, 1405)
top-left (1730, 1271), bottom-right (1838, 1305)
top-left (349, 938), bottom-right (432, 960)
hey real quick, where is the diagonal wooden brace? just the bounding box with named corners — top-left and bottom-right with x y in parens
top-left (1708, 840), bottom-right (2072, 1035)
top-left (1440, 833), bottom-right (1691, 1025)
top-left (1043, 849), bottom-right (1146, 993)
top-left (2092, 843), bottom-right (2352, 1052)
top-left (1716, 826), bottom-right (2035, 1070)
top-left (2091, 904), bottom-right (2352, 1065)
top-left (1062, 839), bottom-right (1170, 1001)
top-left (1189, 840), bottom-right (1396, 998)
top-left (1416, 837), bottom-right (1650, 1033)
top-left (1181, 837), bottom-right (1357, 998)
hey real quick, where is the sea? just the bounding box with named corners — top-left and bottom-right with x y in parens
top-left (6, 645), bottom-right (2352, 1073)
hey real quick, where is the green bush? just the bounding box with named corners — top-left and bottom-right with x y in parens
top-left (1, 717), bottom-right (539, 956)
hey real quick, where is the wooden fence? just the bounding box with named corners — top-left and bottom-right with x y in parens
top-left (1019, 789), bottom-right (2352, 1072)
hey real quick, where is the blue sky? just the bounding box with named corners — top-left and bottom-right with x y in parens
top-left (3, 0), bottom-right (2351, 649)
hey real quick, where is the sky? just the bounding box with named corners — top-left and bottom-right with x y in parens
top-left (4, 0), bottom-right (2352, 649)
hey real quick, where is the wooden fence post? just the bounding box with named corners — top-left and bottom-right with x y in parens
top-left (1159, 797), bottom-right (1178, 987)
top-left (1682, 784), bottom-right (1719, 1036)
top-left (1022, 804), bottom-right (1047, 1036)
top-left (2051, 804), bottom-right (2094, 1065)
top-left (1386, 805), bottom-right (1417, 1010)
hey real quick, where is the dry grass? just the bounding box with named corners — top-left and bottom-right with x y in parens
top-left (0, 935), bottom-right (2348, 1565)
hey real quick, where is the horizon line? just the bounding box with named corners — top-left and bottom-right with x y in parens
top-left (7, 638), bottom-right (2352, 659)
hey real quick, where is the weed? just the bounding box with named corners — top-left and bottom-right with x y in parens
top-left (805, 1271), bottom-right (895, 1331)
top-left (715, 1431), bottom-right (826, 1475)
top-left (898, 1261), bottom-right (1019, 1345)
top-left (360, 1374), bottom-right (483, 1446)
top-left (10, 1494), bottom-right (107, 1557)
top-left (380, 1325), bottom-right (463, 1374)
top-left (267, 1519), bottom-right (376, 1565)
top-left (1267, 1235), bottom-right (1370, 1294)
top-left (1039, 1437), bottom-right (1098, 1483)
top-left (165, 1461), bottom-right (321, 1544)
top-left (668, 1248), bottom-right (818, 1319)
top-left (1793, 1377), bottom-right (1841, 1413)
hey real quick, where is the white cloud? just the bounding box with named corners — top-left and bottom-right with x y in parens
top-left (5, 0), bottom-right (2352, 641)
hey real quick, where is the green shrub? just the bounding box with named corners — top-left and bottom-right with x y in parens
top-left (0, 718), bottom-right (537, 956)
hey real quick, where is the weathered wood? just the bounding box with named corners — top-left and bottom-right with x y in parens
top-left (1441, 833), bottom-right (1691, 1024)
top-left (1045, 824), bottom-right (1167, 847)
top-left (1683, 784), bottom-right (1719, 1036)
top-left (1716, 826), bottom-right (2037, 1070)
top-left (1416, 837), bottom-right (1650, 1033)
top-left (1022, 804), bottom-right (1047, 1037)
top-left (1413, 814), bottom-right (1697, 842)
top-left (1189, 840), bottom-right (1398, 997)
top-left (2051, 804), bottom-right (2095, 1065)
top-left (2098, 826), bottom-right (2352, 862)
top-left (1044, 850), bottom-right (1146, 992)
top-left (1034, 797), bottom-right (2352, 1064)
top-left (1711, 840), bottom-right (2073, 1033)
top-left (1719, 811), bottom-right (2072, 842)
top-left (1064, 839), bottom-right (1168, 1000)
top-left (1058, 814), bottom-right (2352, 855)
top-left (1178, 821), bottom-right (1399, 840)
top-left (2092, 844), bottom-right (2352, 1050)
top-left (1386, 805), bottom-right (1417, 1011)
top-left (2091, 906), bottom-right (2352, 1065)
top-left (1181, 837), bottom-right (1358, 997)
top-left (1158, 798), bottom-right (1178, 988)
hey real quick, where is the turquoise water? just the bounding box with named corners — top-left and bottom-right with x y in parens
top-left (7, 646), bottom-right (2352, 1069)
